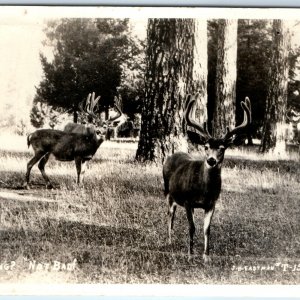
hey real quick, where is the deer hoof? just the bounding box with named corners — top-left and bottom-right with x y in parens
top-left (46, 183), bottom-right (54, 190)
top-left (203, 254), bottom-right (211, 264)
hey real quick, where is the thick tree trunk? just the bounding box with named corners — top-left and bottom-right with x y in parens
top-left (213, 19), bottom-right (238, 138)
top-left (136, 19), bottom-right (207, 163)
top-left (185, 19), bottom-right (208, 149)
top-left (260, 20), bottom-right (290, 155)
top-left (189, 19), bottom-right (208, 124)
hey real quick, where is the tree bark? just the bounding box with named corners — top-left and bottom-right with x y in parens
top-left (260, 20), bottom-right (290, 155)
top-left (136, 19), bottom-right (207, 163)
top-left (213, 19), bottom-right (238, 138)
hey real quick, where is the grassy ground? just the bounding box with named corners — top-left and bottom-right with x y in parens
top-left (0, 134), bottom-right (300, 284)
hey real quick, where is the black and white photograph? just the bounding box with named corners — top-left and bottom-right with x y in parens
top-left (0, 5), bottom-right (300, 294)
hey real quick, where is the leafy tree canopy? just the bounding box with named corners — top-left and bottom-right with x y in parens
top-left (35, 18), bottom-right (145, 121)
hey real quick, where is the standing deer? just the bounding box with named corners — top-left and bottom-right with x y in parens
top-left (24, 93), bottom-right (123, 189)
top-left (163, 95), bottom-right (251, 262)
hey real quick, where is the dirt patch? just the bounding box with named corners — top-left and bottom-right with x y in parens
top-left (0, 189), bottom-right (58, 203)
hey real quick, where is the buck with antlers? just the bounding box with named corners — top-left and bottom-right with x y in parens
top-left (24, 92), bottom-right (123, 189)
top-left (163, 95), bottom-right (251, 262)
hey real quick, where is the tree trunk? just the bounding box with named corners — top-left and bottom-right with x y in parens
top-left (73, 108), bottom-right (78, 123)
top-left (189, 19), bottom-right (208, 124)
top-left (260, 20), bottom-right (290, 155)
top-left (136, 19), bottom-right (207, 163)
top-left (186, 20), bottom-right (208, 149)
top-left (213, 19), bottom-right (238, 138)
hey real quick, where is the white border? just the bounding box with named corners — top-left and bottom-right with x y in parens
top-left (1, 283), bottom-right (300, 296)
top-left (1, 6), bottom-right (300, 20)
top-left (1, 5), bottom-right (300, 297)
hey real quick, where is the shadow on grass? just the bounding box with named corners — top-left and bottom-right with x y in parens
top-left (0, 218), bottom-right (142, 262)
top-left (224, 155), bottom-right (300, 175)
top-left (0, 170), bottom-right (75, 190)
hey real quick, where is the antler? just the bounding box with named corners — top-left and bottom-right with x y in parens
top-left (184, 94), bottom-right (212, 141)
top-left (223, 97), bottom-right (251, 142)
top-left (107, 95), bottom-right (123, 123)
top-left (79, 92), bottom-right (101, 119)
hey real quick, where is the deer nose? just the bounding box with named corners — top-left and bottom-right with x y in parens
top-left (207, 157), bottom-right (217, 167)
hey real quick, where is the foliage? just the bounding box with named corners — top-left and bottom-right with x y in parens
top-left (118, 32), bottom-right (146, 118)
top-left (36, 18), bottom-right (144, 120)
top-left (30, 101), bottom-right (47, 128)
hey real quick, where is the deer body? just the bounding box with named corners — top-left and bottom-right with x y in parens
top-left (24, 92), bottom-right (124, 189)
top-left (24, 128), bottom-right (104, 189)
top-left (163, 95), bottom-right (251, 262)
top-left (28, 129), bottom-right (103, 161)
top-left (164, 152), bottom-right (222, 209)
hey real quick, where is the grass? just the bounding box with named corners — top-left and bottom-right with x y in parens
top-left (0, 134), bottom-right (300, 284)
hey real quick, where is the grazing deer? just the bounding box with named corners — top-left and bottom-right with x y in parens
top-left (163, 95), bottom-right (251, 262)
top-left (24, 93), bottom-right (123, 189)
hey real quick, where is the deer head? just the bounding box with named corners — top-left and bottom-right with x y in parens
top-left (77, 92), bottom-right (124, 137)
top-left (184, 94), bottom-right (251, 168)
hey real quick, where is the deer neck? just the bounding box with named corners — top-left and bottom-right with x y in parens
top-left (202, 163), bottom-right (222, 185)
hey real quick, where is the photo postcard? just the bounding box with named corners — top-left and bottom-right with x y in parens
top-left (0, 5), bottom-right (300, 296)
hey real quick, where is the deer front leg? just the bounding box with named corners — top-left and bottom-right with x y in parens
top-left (38, 153), bottom-right (53, 189)
top-left (203, 206), bottom-right (215, 263)
top-left (167, 194), bottom-right (177, 244)
top-left (185, 204), bottom-right (195, 257)
top-left (75, 157), bottom-right (82, 185)
top-left (24, 151), bottom-right (45, 189)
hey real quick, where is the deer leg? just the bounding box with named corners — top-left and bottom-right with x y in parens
top-left (38, 153), bottom-right (52, 189)
top-left (24, 151), bottom-right (45, 189)
top-left (185, 204), bottom-right (195, 257)
top-left (203, 206), bottom-right (215, 263)
top-left (75, 157), bottom-right (82, 184)
top-left (167, 195), bottom-right (177, 244)
top-left (80, 159), bottom-right (87, 183)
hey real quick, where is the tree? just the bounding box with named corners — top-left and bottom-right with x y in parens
top-left (236, 20), bottom-right (272, 143)
top-left (212, 19), bottom-right (238, 138)
top-left (118, 34), bottom-right (146, 119)
top-left (36, 19), bottom-right (136, 122)
top-left (260, 20), bottom-right (291, 154)
top-left (136, 19), bottom-right (208, 163)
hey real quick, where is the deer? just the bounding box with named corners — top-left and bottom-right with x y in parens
top-left (163, 94), bottom-right (251, 263)
top-left (24, 93), bottom-right (123, 189)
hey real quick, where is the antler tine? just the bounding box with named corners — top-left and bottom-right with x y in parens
top-left (245, 96), bottom-right (252, 123)
top-left (83, 92), bottom-right (98, 119)
top-left (108, 103), bottom-right (122, 122)
top-left (223, 97), bottom-right (251, 141)
top-left (85, 93), bottom-right (92, 111)
top-left (184, 94), bottom-right (211, 141)
top-left (90, 93), bottom-right (101, 111)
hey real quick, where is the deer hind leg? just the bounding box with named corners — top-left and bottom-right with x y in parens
top-left (75, 157), bottom-right (82, 185)
top-left (185, 204), bottom-right (195, 257)
top-left (167, 194), bottom-right (177, 244)
top-left (24, 151), bottom-right (46, 189)
top-left (38, 153), bottom-right (52, 189)
top-left (203, 206), bottom-right (215, 263)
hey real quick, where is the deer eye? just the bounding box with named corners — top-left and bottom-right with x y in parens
top-left (204, 145), bottom-right (209, 151)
